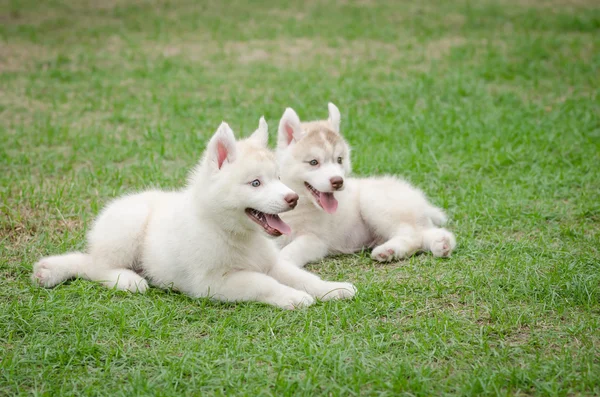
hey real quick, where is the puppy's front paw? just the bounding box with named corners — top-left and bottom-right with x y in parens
top-left (316, 281), bottom-right (357, 301)
top-left (111, 272), bottom-right (149, 293)
top-left (274, 290), bottom-right (315, 310)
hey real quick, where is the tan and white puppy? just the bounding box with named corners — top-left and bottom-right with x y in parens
top-left (32, 118), bottom-right (356, 309)
top-left (276, 104), bottom-right (456, 268)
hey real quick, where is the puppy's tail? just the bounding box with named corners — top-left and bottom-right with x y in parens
top-left (32, 252), bottom-right (92, 288)
top-left (426, 206), bottom-right (448, 227)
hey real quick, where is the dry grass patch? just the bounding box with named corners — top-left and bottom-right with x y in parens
top-left (265, 8), bottom-right (307, 21)
top-left (0, 34), bottom-right (142, 75)
top-left (0, 204), bottom-right (40, 246)
top-left (425, 37), bottom-right (468, 60)
top-left (151, 36), bottom-right (472, 76)
top-left (0, 204), bottom-right (84, 270)
top-left (338, 0), bottom-right (378, 7)
top-left (0, 85), bottom-right (116, 136)
top-left (67, 0), bottom-right (156, 11)
top-left (501, 0), bottom-right (600, 10)
top-left (487, 82), bottom-right (595, 107)
top-left (0, 201), bottom-right (83, 251)
top-left (0, 84), bottom-right (49, 114)
top-left (0, 41), bottom-right (53, 73)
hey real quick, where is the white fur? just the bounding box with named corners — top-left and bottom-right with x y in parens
top-left (276, 105), bottom-right (457, 267)
top-left (32, 119), bottom-right (356, 309)
top-left (328, 102), bottom-right (341, 133)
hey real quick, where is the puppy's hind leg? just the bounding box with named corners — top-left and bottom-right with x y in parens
top-left (87, 268), bottom-right (148, 292)
top-left (37, 194), bottom-right (153, 293)
top-left (32, 253), bottom-right (148, 293)
top-left (358, 181), bottom-right (422, 262)
top-left (371, 224), bottom-right (422, 262)
top-left (32, 252), bottom-right (92, 288)
top-left (82, 243), bottom-right (149, 293)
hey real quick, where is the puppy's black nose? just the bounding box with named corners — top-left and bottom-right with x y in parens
top-left (285, 193), bottom-right (299, 208)
top-left (330, 176), bottom-right (344, 190)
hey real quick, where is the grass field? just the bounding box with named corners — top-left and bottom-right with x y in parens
top-left (1, 0), bottom-right (599, 395)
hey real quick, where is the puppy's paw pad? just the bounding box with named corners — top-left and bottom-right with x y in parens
top-left (372, 244), bottom-right (407, 262)
top-left (31, 260), bottom-right (60, 288)
top-left (372, 247), bottom-right (393, 262)
top-left (376, 252), bottom-right (390, 261)
top-left (431, 236), bottom-right (453, 257)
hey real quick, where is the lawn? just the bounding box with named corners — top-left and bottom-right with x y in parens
top-left (1, 0), bottom-right (599, 395)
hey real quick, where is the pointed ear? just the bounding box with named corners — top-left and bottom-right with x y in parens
top-left (328, 102), bottom-right (341, 134)
top-left (277, 107), bottom-right (304, 149)
top-left (207, 122), bottom-right (237, 170)
top-left (248, 116), bottom-right (269, 147)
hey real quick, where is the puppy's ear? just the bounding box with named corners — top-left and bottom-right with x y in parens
top-left (207, 122), bottom-right (237, 170)
top-left (277, 108), bottom-right (304, 149)
top-left (328, 102), bottom-right (341, 134)
top-left (248, 116), bottom-right (269, 147)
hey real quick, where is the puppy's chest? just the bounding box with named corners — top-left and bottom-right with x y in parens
top-left (225, 238), bottom-right (276, 272)
top-left (281, 203), bottom-right (375, 253)
top-left (279, 205), bottom-right (320, 231)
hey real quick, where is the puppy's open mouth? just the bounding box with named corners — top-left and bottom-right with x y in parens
top-left (304, 182), bottom-right (338, 214)
top-left (245, 209), bottom-right (291, 237)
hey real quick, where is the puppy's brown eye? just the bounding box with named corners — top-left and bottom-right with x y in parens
top-left (251, 179), bottom-right (261, 187)
top-left (337, 157), bottom-right (343, 164)
top-left (309, 159), bottom-right (318, 166)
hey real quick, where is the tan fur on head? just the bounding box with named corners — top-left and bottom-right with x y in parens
top-left (293, 121), bottom-right (350, 175)
top-left (297, 123), bottom-right (341, 147)
top-left (276, 104), bottom-right (352, 210)
top-left (302, 121), bottom-right (341, 144)
top-left (277, 104), bottom-right (343, 150)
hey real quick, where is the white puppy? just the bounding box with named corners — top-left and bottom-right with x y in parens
top-left (275, 104), bottom-right (456, 268)
top-left (32, 118), bottom-right (356, 309)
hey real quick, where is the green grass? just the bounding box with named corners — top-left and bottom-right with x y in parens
top-left (1, 0), bottom-right (599, 395)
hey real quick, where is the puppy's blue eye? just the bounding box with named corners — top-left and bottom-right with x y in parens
top-left (309, 159), bottom-right (318, 166)
top-left (251, 180), bottom-right (261, 187)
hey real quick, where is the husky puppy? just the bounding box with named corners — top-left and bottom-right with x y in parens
top-left (275, 104), bottom-right (456, 268)
top-left (32, 118), bottom-right (356, 309)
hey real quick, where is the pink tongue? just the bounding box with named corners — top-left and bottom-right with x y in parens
top-left (319, 193), bottom-right (338, 214)
top-left (265, 214), bottom-right (291, 235)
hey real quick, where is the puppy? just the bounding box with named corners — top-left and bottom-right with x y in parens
top-left (32, 118), bottom-right (356, 309)
top-left (275, 104), bottom-right (456, 267)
